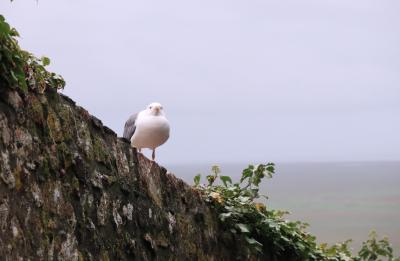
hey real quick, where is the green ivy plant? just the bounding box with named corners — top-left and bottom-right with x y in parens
top-left (0, 15), bottom-right (65, 92)
top-left (355, 231), bottom-right (399, 261)
top-left (194, 164), bottom-right (399, 261)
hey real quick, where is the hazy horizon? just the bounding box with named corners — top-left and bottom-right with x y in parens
top-left (170, 161), bottom-right (400, 253)
top-left (2, 0), bottom-right (400, 165)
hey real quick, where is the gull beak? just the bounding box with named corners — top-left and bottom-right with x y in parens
top-left (153, 106), bottom-right (161, 114)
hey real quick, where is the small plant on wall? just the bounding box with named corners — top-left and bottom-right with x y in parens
top-left (194, 164), bottom-right (399, 260)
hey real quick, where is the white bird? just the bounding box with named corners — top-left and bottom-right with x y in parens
top-left (123, 102), bottom-right (170, 161)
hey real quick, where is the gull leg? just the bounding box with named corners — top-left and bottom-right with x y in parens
top-left (152, 149), bottom-right (155, 161)
top-left (138, 148), bottom-right (142, 153)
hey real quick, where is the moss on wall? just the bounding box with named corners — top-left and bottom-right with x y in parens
top-left (0, 85), bottom-right (272, 260)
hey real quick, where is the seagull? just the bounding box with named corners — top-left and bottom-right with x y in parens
top-left (123, 102), bottom-right (170, 161)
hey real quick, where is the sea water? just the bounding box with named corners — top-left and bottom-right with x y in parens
top-left (169, 161), bottom-right (400, 254)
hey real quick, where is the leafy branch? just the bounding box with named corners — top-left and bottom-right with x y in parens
top-left (0, 15), bottom-right (65, 92)
top-left (193, 164), bottom-right (399, 260)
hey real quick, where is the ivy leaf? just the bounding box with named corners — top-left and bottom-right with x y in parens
top-left (10, 27), bottom-right (19, 37)
top-left (41, 56), bottom-right (51, 66)
top-left (238, 196), bottom-right (250, 204)
top-left (0, 18), bottom-right (11, 36)
top-left (249, 188), bottom-right (259, 199)
top-left (245, 236), bottom-right (262, 246)
top-left (236, 223), bottom-right (250, 233)
top-left (193, 174), bottom-right (201, 186)
top-left (16, 72), bottom-right (28, 92)
top-left (245, 236), bottom-right (263, 253)
top-left (252, 164), bottom-right (265, 186)
top-left (219, 212), bottom-right (232, 221)
top-left (220, 175), bottom-right (232, 187)
top-left (206, 175), bottom-right (216, 186)
top-left (211, 165), bottom-right (220, 175)
top-left (240, 165), bottom-right (254, 183)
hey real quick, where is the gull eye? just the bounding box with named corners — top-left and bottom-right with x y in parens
top-left (149, 106), bottom-right (152, 109)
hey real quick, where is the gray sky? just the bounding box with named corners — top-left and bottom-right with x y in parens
top-left (2, 0), bottom-right (400, 165)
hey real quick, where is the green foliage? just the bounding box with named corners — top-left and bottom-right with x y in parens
top-left (193, 164), bottom-right (399, 261)
top-left (355, 231), bottom-right (400, 261)
top-left (0, 15), bottom-right (65, 92)
top-left (193, 174), bottom-right (201, 186)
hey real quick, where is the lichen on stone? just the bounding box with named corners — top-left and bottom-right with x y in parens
top-left (58, 233), bottom-right (79, 261)
top-left (0, 84), bottom-right (268, 260)
top-left (47, 107), bottom-right (63, 143)
top-left (0, 200), bottom-right (9, 232)
top-left (27, 95), bottom-right (45, 125)
top-left (122, 203), bottom-right (134, 221)
top-left (0, 112), bottom-right (11, 146)
top-left (97, 193), bottom-right (110, 226)
top-left (0, 151), bottom-right (15, 189)
top-left (92, 136), bottom-right (111, 164)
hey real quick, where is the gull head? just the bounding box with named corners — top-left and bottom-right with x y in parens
top-left (146, 102), bottom-right (165, 116)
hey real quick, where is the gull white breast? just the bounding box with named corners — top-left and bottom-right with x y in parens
top-left (123, 102), bottom-right (170, 161)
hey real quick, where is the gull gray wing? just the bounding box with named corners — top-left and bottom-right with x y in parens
top-left (123, 113), bottom-right (138, 140)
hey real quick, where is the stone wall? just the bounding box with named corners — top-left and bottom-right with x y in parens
top-left (0, 85), bottom-right (263, 260)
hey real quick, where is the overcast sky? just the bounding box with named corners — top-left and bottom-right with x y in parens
top-left (2, 0), bottom-right (400, 165)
